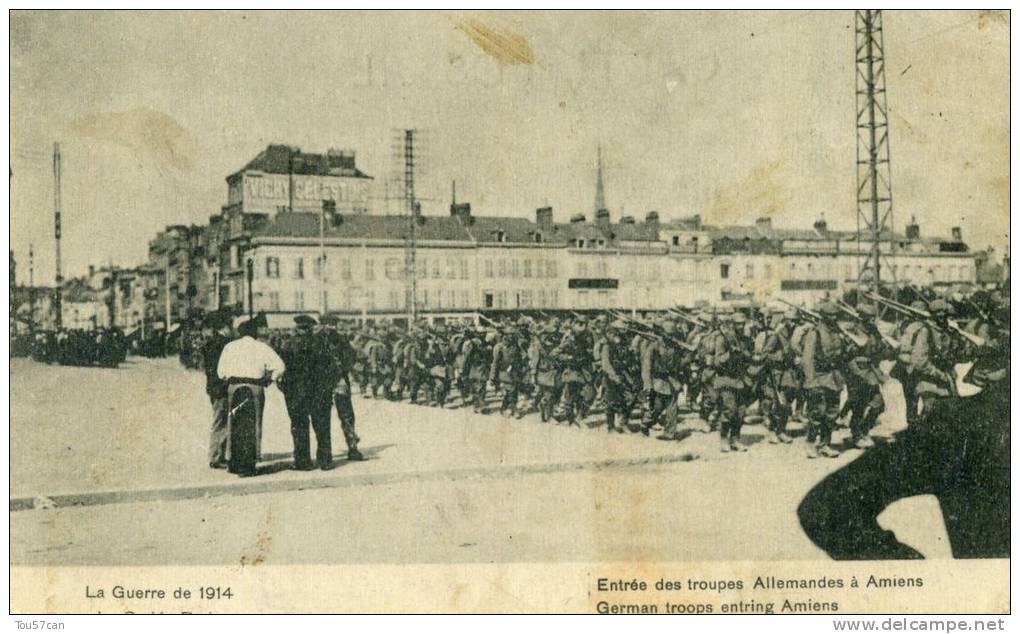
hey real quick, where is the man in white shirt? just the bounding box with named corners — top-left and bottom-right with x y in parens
top-left (217, 315), bottom-right (286, 477)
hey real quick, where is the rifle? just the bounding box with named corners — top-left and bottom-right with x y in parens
top-left (862, 292), bottom-right (986, 347)
top-left (777, 298), bottom-right (869, 348)
top-left (668, 307), bottom-right (706, 328)
top-left (835, 299), bottom-right (901, 351)
top-left (967, 298), bottom-right (1009, 334)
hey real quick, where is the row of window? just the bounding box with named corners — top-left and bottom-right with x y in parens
top-left (483, 258), bottom-right (559, 279)
top-left (717, 260), bottom-right (974, 282)
top-left (482, 289), bottom-right (560, 309)
top-left (258, 254), bottom-right (974, 286)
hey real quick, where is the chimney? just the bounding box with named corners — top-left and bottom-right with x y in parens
top-left (88, 264), bottom-right (95, 278)
top-left (813, 216), bottom-right (828, 234)
top-left (906, 215), bottom-right (920, 240)
top-left (535, 206), bottom-right (553, 229)
top-left (619, 215), bottom-right (635, 225)
top-left (451, 202), bottom-right (472, 225)
top-left (569, 213), bottom-right (586, 224)
top-left (755, 217), bottom-right (772, 230)
top-left (951, 226), bottom-right (962, 241)
top-left (645, 211), bottom-right (660, 228)
top-left (595, 208), bottom-right (610, 230)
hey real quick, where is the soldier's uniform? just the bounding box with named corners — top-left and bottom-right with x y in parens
top-left (697, 313), bottom-right (721, 426)
top-left (801, 303), bottom-right (846, 458)
top-left (489, 328), bottom-right (527, 417)
top-left (753, 308), bottom-right (795, 444)
top-left (909, 299), bottom-right (965, 422)
top-left (711, 312), bottom-right (751, 452)
top-left (368, 334), bottom-right (393, 400)
top-left (554, 323), bottom-right (595, 425)
top-left (893, 303), bottom-right (930, 427)
top-left (320, 315), bottom-right (365, 461)
top-left (467, 330), bottom-right (495, 413)
top-left (640, 322), bottom-right (682, 438)
top-left (601, 321), bottom-right (638, 433)
top-left (843, 303), bottom-right (890, 448)
top-left (426, 330), bottom-right (453, 407)
top-left (529, 326), bottom-right (562, 422)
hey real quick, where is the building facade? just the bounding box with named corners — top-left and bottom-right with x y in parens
top-left (74, 144), bottom-right (983, 330)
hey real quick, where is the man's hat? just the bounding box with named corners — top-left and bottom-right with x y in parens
top-left (319, 314), bottom-right (340, 326)
top-left (910, 300), bottom-right (927, 312)
top-left (294, 314), bottom-right (318, 328)
top-left (729, 311), bottom-right (747, 323)
top-left (204, 310), bottom-right (230, 330)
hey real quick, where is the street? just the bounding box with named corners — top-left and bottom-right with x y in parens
top-left (10, 357), bottom-right (951, 565)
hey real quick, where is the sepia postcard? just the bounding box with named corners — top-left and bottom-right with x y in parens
top-left (8, 9), bottom-right (1010, 615)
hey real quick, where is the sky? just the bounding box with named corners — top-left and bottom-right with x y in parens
top-left (9, 10), bottom-right (1010, 284)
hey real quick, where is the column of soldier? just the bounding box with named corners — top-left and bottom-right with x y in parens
top-left (290, 287), bottom-right (1007, 458)
top-left (187, 286), bottom-right (1007, 476)
top-left (28, 327), bottom-right (128, 367)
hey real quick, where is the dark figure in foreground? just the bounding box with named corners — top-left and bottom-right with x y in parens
top-left (280, 315), bottom-right (337, 470)
top-left (798, 332), bottom-right (1009, 559)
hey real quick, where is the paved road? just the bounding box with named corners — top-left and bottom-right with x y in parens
top-left (10, 357), bottom-right (950, 565)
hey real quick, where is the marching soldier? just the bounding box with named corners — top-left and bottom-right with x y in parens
top-left (320, 315), bottom-right (365, 462)
top-left (753, 307), bottom-right (795, 445)
top-left (894, 300), bottom-right (930, 427)
top-left (468, 329), bottom-right (495, 413)
top-left (711, 311), bottom-right (751, 452)
top-left (843, 303), bottom-right (890, 448)
top-left (601, 320), bottom-right (639, 433)
top-left (801, 302), bottom-right (846, 458)
top-left (908, 299), bottom-right (966, 421)
top-left (530, 324), bottom-right (562, 422)
top-left (639, 320), bottom-right (682, 439)
top-left (489, 326), bottom-right (527, 417)
top-left (554, 320), bottom-right (595, 425)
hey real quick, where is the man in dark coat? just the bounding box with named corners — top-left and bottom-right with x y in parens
top-left (279, 315), bottom-right (336, 470)
top-left (200, 311), bottom-right (233, 469)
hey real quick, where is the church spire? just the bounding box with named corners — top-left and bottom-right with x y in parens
top-left (594, 144), bottom-right (607, 214)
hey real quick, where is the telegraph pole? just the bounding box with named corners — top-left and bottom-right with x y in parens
top-left (28, 244), bottom-right (35, 331)
top-left (53, 142), bottom-right (62, 328)
top-left (854, 10), bottom-right (896, 311)
top-left (404, 129), bottom-right (418, 326)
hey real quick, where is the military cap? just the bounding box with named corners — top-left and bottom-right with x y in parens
top-left (910, 300), bottom-right (927, 311)
top-left (608, 319), bottom-right (629, 331)
top-left (816, 302), bottom-right (839, 316)
top-left (661, 321), bottom-right (678, 334)
top-left (729, 311), bottom-right (747, 323)
top-left (928, 298), bottom-right (950, 313)
top-left (294, 314), bottom-right (318, 327)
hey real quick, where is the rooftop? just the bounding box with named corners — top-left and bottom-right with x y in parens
top-left (230, 144), bottom-right (372, 181)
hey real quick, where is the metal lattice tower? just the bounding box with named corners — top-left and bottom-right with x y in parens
top-left (594, 144), bottom-right (607, 213)
top-left (855, 10), bottom-right (897, 306)
top-left (403, 129), bottom-right (418, 326)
